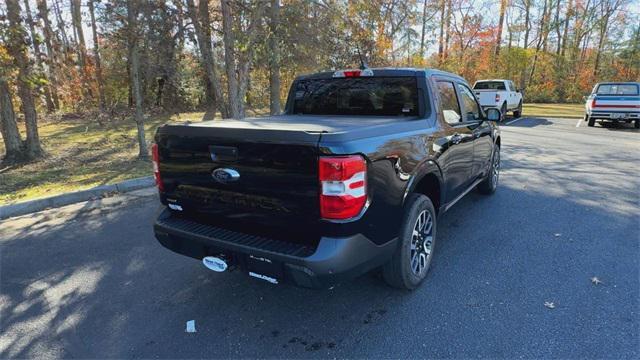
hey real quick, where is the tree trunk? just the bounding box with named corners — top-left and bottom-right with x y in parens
top-left (495, 0), bottom-right (506, 56)
top-left (221, 0), bottom-right (266, 119)
top-left (561, 0), bottom-right (573, 57)
top-left (23, 0), bottom-right (56, 113)
top-left (437, 0), bottom-right (445, 62)
top-left (126, 0), bottom-right (147, 159)
top-left (71, 0), bottom-right (92, 103)
top-left (221, 0), bottom-right (241, 118)
top-left (0, 79), bottom-right (24, 164)
top-left (527, 0), bottom-right (549, 87)
top-left (443, 0), bottom-right (451, 60)
top-left (88, 0), bottom-right (106, 111)
top-left (523, 0), bottom-right (531, 49)
top-left (419, 0), bottom-right (428, 58)
top-left (269, 0), bottom-right (281, 115)
top-left (158, 1), bottom-right (178, 109)
top-left (519, 0), bottom-right (532, 90)
top-left (554, 0), bottom-right (562, 55)
top-left (53, 0), bottom-right (70, 54)
top-left (36, 0), bottom-right (60, 110)
top-left (185, 0), bottom-right (227, 118)
top-left (6, 0), bottom-right (44, 160)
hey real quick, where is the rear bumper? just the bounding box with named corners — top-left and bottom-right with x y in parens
top-left (587, 110), bottom-right (640, 120)
top-left (153, 208), bottom-right (397, 288)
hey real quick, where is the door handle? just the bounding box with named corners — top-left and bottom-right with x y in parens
top-left (451, 133), bottom-right (463, 144)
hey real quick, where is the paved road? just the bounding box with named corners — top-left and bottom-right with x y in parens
top-left (1, 117), bottom-right (638, 359)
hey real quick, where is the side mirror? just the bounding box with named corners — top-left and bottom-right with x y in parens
top-left (485, 107), bottom-right (501, 122)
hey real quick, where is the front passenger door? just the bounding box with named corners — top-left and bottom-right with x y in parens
top-left (435, 80), bottom-right (475, 201)
top-left (457, 83), bottom-right (493, 179)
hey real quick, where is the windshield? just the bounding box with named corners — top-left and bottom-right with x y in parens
top-left (291, 77), bottom-right (419, 116)
top-left (595, 84), bottom-right (639, 95)
top-left (473, 81), bottom-right (506, 90)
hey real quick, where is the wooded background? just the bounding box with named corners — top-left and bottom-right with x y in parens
top-left (1, 0), bottom-right (639, 164)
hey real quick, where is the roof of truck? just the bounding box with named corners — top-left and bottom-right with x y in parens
top-left (594, 82), bottom-right (640, 85)
top-left (474, 79), bottom-right (511, 82)
top-left (296, 67), bottom-right (466, 82)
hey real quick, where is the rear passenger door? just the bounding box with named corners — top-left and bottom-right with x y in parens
top-left (435, 79), bottom-right (475, 202)
top-left (456, 82), bottom-right (493, 179)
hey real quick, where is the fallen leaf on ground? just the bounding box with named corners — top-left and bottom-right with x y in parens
top-left (544, 301), bottom-right (556, 309)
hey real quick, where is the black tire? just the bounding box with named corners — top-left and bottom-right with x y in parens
top-left (635, 119), bottom-right (640, 129)
top-left (588, 117), bottom-right (595, 127)
top-left (500, 103), bottom-right (507, 121)
top-left (513, 101), bottom-right (522, 118)
top-left (383, 194), bottom-right (437, 290)
top-left (477, 144), bottom-right (500, 195)
top-left (584, 114), bottom-right (589, 122)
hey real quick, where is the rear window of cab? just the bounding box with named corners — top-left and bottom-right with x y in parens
top-left (473, 81), bottom-right (506, 90)
top-left (595, 84), bottom-right (639, 95)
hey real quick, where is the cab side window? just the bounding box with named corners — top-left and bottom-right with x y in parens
top-left (436, 81), bottom-right (461, 124)
top-left (457, 84), bottom-right (481, 121)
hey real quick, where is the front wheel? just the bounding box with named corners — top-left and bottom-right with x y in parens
top-left (635, 119), bottom-right (640, 129)
top-left (383, 194), bottom-right (437, 290)
top-left (477, 144), bottom-right (500, 195)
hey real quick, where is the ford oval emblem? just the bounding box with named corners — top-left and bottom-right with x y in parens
top-left (202, 256), bottom-right (228, 272)
top-left (212, 168), bottom-right (240, 183)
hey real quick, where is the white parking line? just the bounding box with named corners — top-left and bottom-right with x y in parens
top-left (505, 117), bottom-right (526, 125)
top-left (576, 119), bottom-right (582, 127)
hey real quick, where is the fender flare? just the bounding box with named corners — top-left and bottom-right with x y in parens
top-left (402, 159), bottom-right (445, 209)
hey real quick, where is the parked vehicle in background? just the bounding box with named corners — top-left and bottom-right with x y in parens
top-left (584, 82), bottom-right (640, 128)
top-left (152, 68), bottom-right (502, 290)
top-left (473, 79), bottom-right (523, 120)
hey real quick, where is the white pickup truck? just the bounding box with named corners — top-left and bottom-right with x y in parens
top-left (584, 82), bottom-right (640, 128)
top-left (472, 79), bottom-right (523, 120)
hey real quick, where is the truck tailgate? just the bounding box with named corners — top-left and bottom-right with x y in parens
top-left (155, 121), bottom-right (322, 244)
top-left (474, 90), bottom-right (499, 106)
top-left (592, 95), bottom-right (640, 112)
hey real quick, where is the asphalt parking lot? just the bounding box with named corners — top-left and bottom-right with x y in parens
top-left (1, 116), bottom-right (638, 358)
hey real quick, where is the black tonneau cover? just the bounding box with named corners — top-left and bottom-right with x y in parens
top-left (159, 114), bottom-right (420, 139)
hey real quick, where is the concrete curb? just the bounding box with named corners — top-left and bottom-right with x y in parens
top-left (0, 176), bottom-right (155, 220)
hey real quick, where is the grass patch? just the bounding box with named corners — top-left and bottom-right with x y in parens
top-left (523, 103), bottom-right (584, 118)
top-left (0, 110), bottom-right (263, 206)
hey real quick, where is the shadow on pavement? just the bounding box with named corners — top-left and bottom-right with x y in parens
top-left (504, 117), bottom-right (554, 127)
top-left (596, 120), bottom-right (640, 132)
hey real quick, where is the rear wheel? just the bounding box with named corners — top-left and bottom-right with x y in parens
top-left (584, 114), bottom-right (589, 122)
top-left (635, 120), bottom-right (640, 129)
top-left (477, 144), bottom-right (500, 195)
top-left (513, 101), bottom-right (522, 118)
top-left (383, 194), bottom-right (437, 290)
top-left (588, 117), bottom-right (596, 127)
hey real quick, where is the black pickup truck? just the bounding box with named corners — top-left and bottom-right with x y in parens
top-left (152, 68), bottom-right (502, 290)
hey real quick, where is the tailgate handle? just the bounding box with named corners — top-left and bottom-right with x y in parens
top-left (209, 145), bottom-right (238, 162)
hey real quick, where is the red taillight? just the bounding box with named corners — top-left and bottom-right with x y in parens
top-left (343, 70), bottom-right (361, 77)
top-left (319, 155), bottom-right (367, 220)
top-left (332, 69), bottom-right (373, 78)
top-left (591, 98), bottom-right (596, 108)
top-left (495, 94), bottom-right (501, 102)
top-left (151, 143), bottom-right (164, 191)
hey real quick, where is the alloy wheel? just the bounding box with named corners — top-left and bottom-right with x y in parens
top-left (410, 210), bottom-right (434, 276)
